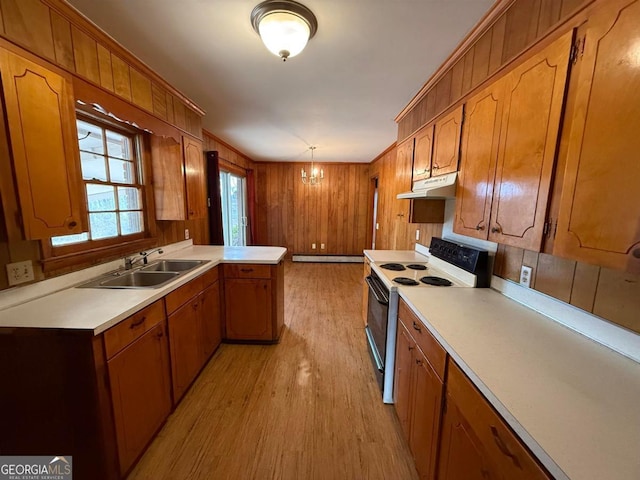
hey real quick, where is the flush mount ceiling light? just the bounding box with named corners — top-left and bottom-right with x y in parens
top-left (251, 0), bottom-right (318, 61)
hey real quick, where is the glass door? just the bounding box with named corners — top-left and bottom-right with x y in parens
top-left (220, 171), bottom-right (247, 246)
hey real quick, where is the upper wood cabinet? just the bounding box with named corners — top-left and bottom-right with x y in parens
top-left (151, 134), bottom-right (206, 221)
top-left (454, 31), bottom-right (572, 251)
top-left (183, 136), bottom-right (206, 220)
top-left (432, 105), bottom-right (463, 177)
top-left (0, 47), bottom-right (85, 239)
top-left (553, 0), bottom-right (640, 272)
top-left (412, 125), bottom-right (433, 181)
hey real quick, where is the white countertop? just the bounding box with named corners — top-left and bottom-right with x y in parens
top-left (0, 245), bottom-right (286, 335)
top-left (398, 285), bottom-right (640, 480)
top-left (364, 249), bottom-right (428, 263)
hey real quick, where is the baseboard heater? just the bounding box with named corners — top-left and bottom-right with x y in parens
top-left (292, 255), bottom-right (364, 263)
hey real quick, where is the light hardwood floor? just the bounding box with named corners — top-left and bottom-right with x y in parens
top-left (129, 261), bottom-right (418, 479)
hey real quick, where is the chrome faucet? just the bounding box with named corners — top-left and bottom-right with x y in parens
top-left (125, 248), bottom-right (163, 270)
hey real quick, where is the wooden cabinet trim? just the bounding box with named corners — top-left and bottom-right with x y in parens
top-left (164, 275), bottom-right (204, 315)
top-left (224, 263), bottom-right (271, 279)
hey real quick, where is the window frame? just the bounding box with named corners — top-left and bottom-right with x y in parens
top-left (40, 111), bottom-right (157, 271)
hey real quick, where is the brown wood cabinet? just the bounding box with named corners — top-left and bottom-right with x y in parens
top-left (412, 125), bottom-right (432, 181)
top-left (151, 134), bottom-right (206, 221)
top-left (165, 266), bottom-right (221, 403)
top-left (454, 31), bottom-right (572, 251)
top-left (223, 261), bottom-right (285, 342)
top-left (394, 299), bottom-right (446, 480)
top-left (439, 361), bottom-right (551, 480)
top-left (0, 46), bottom-right (85, 239)
top-left (432, 105), bottom-right (463, 177)
top-left (553, 0), bottom-right (640, 272)
top-left (107, 314), bottom-right (171, 475)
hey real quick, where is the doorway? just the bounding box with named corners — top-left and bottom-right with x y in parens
top-left (220, 171), bottom-right (247, 246)
top-left (368, 177), bottom-right (379, 249)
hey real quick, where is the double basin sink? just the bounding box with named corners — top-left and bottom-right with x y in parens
top-left (79, 259), bottom-right (210, 289)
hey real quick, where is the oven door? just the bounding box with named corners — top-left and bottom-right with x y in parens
top-left (365, 274), bottom-right (389, 390)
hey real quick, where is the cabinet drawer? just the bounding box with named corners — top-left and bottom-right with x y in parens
top-left (224, 263), bottom-right (271, 279)
top-left (104, 300), bottom-right (165, 359)
top-left (201, 265), bottom-right (219, 288)
top-left (399, 299), bottom-right (446, 380)
top-left (447, 361), bottom-right (550, 480)
top-left (165, 276), bottom-right (204, 315)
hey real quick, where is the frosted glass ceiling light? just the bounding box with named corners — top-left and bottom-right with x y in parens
top-left (251, 0), bottom-right (318, 61)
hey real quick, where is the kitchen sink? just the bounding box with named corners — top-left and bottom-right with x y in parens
top-left (140, 259), bottom-right (207, 272)
top-left (78, 259), bottom-right (210, 289)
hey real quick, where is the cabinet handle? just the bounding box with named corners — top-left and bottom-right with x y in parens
top-left (156, 330), bottom-right (164, 339)
top-left (189, 210), bottom-right (195, 216)
top-left (240, 268), bottom-right (254, 273)
top-left (415, 358), bottom-right (422, 366)
top-left (68, 220), bottom-right (77, 228)
top-left (433, 164), bottom-right (439, 170)
top-left (633, 248), bottom-right (640, 259)
top-left (476, 225), bottom-right (485, 231)
top-left (412, 321), bottom-right (421, 332)
top-left (129, 316), bottom-right (146, 329)
top-left (491, 226), bottom-right (501, 234)
top-left (490, 425), bottom-right (521, 469)
top-left (408, 345), bottom-right (414, 351)
top-left (192, 301), bottom-right (199, 310)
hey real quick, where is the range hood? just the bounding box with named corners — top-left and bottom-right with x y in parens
top-left (397, 172), bottom-right (457, 199)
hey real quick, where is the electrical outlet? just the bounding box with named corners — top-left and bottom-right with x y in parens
top-left (320, 243), bottom-right (325, 249)
top-left (519, 265), bottom-right (533, 288)
top-left (184, 229), bottom-right (190, 240)
top-left (416, 229), bottom-right (420, 241)
top-left (312, 243), bottom-right (316, 249)
top-left (375, 223), bottom-right (379, 230)
top-left (6, 260), bottom-right (34, 286)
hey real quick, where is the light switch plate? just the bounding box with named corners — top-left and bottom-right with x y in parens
top-left (6, 260), bottom-right (34, 286)
top-left (416, 229), bottom-right (420, 241)
top-left (519, 265), bottom-right (532, 288)
top-left (184, 229), bottom-right (190, 240)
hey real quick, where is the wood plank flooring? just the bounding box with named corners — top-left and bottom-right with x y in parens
top-left (129, 261), bottom-right (418, 480)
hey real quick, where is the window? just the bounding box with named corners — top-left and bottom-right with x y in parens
top-left (51, 117), bottom-right (145, 247)
top-left (220, 171), bottom-right (247, 246)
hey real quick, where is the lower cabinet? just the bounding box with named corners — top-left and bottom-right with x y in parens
top-left (106, 308), bottom-right (171, 476)
top-left (438, 360), bottom-right (551, 480)
top-left (223, 262), bottom-right (284, 342)
top-left (166, 267), bottom-right (221, 404)
top-left (394, 299), bottom-right (446, 480)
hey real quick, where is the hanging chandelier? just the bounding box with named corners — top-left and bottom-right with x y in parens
top-left (301, 146), bottom-right (323, 185)
top-left (250, 0), bottom-right (318, 61)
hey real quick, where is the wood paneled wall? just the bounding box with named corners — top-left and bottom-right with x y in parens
top-left (203, 130), bottom-right (256, 172)
top-left (0, 0), bottom-right (203, 137)
top-left (397, 0), bottom-right (593, 141)
top-left (495, 246), bottom-right (640, 335)
top-left (369, 145), bottom-right (443, 252)
top-left (254, 162), bottom-right (369, 256)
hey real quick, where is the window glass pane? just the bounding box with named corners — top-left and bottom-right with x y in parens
top-left (51, 232), bottom-right (89, 246)
top-left (80, 152), bottom-right (107, 181)
top-left (106, 130), bottom-right (132, 160)
top-left (119, 211), bottom-right (143, 235)
top-left (77, 120), bottom-right (104, 154)
top-left (109, 159), bottom-right (135, 184)
top-left (89, 212), bottom-right (118, 239)
top-left (86, 184), bottom-right (116, 211)
top-left (117, 187), bottom-right (141, 210)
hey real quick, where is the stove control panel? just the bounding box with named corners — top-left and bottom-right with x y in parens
top-left (429, 237), bottom-right (489, 286)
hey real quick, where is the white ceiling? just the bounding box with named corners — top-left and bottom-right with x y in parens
top-left (67, 0), bottom-right (494, 163)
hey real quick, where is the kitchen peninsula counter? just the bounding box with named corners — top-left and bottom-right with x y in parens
top-left (0, 245), bottom-right (286, 335)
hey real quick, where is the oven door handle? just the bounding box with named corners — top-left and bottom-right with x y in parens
top-left (365, 276), bottom-right (389, 305)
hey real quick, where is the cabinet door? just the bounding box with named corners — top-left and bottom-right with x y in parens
top-left (438, 398), bottom-right (496, 480)
top-left (409, 350), bottom-right (444, 480)
top-left (412, 126), bottom-right (433, 181)
top-left (225, 278), bottom-right (272, 340)
top-left (393, 323), bottom-right (414, 440)
top-left (199, 281), bottom-right (221, 362)
top-left (151, 134), bottom-right (186, 220)
top-left (183, 136), bottom-right (206, 220)
top-left (1, 48), bottom-right (85, 239)
top-left (168, 297), bottom-right (202, 403)
top-left (489, 32), bottom-right (572, 250)
top-left (554, 0), bottom-right (640, 272)
top-left (454, 81), bottom-right (504, 239)
top-left (108, 322), bottom-right (171, 475)
top-left (432, 105), bottom-right (463, 177)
